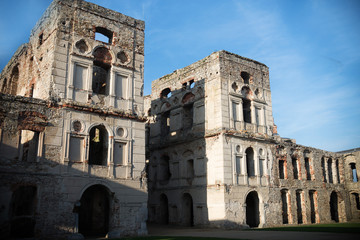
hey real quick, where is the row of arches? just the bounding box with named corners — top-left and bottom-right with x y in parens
top-left (158, 191), bottom-right (260, 228)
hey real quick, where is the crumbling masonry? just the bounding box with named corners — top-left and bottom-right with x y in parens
top-left (0, 0), bottom-right (359, 239)
top-left (145, 51), bottom-right (360, 228)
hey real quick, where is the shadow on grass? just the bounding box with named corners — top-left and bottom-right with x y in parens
top-left (249, 222), bottom-right (360, 233)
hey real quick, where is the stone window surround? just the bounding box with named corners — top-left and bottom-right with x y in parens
top-left (67, 56), bottom-right (133, 107)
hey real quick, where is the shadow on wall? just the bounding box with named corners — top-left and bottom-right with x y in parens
top-left (146, 78), bottom-right (212, 227)
top-left (0, 94), bottom-right (147, 239)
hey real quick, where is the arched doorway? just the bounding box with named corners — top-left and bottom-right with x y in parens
top-left (89, 125), bottom-right (108, 166)
top-left (159, 194), bottom-right (169, 224)
top-left (79, 185), bottom-right (110, 237)
top-left (330, 191), bottom-right (339, 222)
top-left (246, 191), bottom-right (260, 227)
top-left (182, 193), bottom-right (194, 226)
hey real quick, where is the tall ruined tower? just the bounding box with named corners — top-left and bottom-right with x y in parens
top-left (0, 0), bottom-right (147, 238)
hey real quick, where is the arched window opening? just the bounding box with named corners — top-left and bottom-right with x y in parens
top-left (328, 158), bottom-right (333, 183)
top-left (79, 185), bottom-right (110, 237)
top-left (309, 190), bottom-right (318, 224)
top-left (183, 104), bottom-right (193, 130)
top-left (160, 88), bottom-right (171, 98)
top-left (89, 125), bottom-right (108, 166)
top-left (296, 190), bottom-right (303, 224)
top-left (186, 159), bottom-right (195, 184)
top-left (246, 147), bottom-right (255, 177)
top-left (281, 190), bottom-right (289, 224)
top-left (330, 191), bottom-right (339, 222)
top-left (241, 71), bottom-right (250, 84)
top-left (182, 193), bottom-right (194, 226)
top-left (159, 194), bottom-right (169, 224)
top-left (95, 27), bottom-right (113, 44)
top-left (243, 99), bottom-right (251, 123)
top-left (350, 163), bottom-right (358, 182)
top-left (92, 47), bottom-right (112, 95)
top-left (246, 191), bottom-right (260, 228)
top-left (10, 186), bottom-right (37, 238)
top-left (279, 160), bottom-right (285, 179)
top-left (321, 157), bottom-right (327, 183)
top-left (159, 155), bottom-right (171, 184)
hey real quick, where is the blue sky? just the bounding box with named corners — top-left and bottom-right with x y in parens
top-left (1, 0), bottom-right (359, 152)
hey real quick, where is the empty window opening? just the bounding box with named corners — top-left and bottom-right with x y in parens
top-left (189, 80), bottom-right (195, 89)
top-left (281, 190), bottom-right (289, 224)
top-left (187, 159), bottom-right (195, 183)
top-left (350, 163), bottom-right (358, 182)
top-left (10, 186), bottom-right (37, 238)
top-left (95, 27), bottom-right (113, 44)
top-left (69, 137), bottom-right (84, 162)
top-left (79, 185), bottom-right (109, 237)
top-left (159, 194), bottom-right (169, 224)
top-left (159, 155), bottom-right (171, 184)
top-left (296, 190), bottom-right (303, 224)
top-left (328, 158), bottom-right (333, 183)
top-left (38, 33), bottom-right (43, 45)
top-left (321, 157), bottom-right (327, 183)
top-left (92, 47), bottom-right (112, 95)
top-left (279, 160), bottom-right (286, 179)
top-left (292, 157), bottom-right (299, 179)
top-left (20, 130), bottom-right (39, 162)
top-left (330, 191), bottom-right (339, 222)
top-left (160, 88), bottom-right (171, 98)
top-left (89, 125), bottom-right (108, 166)
top-left (243, 99), bottom-right (251, 123)
top-left (241, 71), bottom-right (250, 84)
top-left (183, 104), bottom-right (193, 130)
top-left (305, 157), bottom-right (311, 180)
top-left (113, 142), bottom-right (126, 165)
top-left (246, 147), bottom-right (255, 177)
top-left (246, 191), bottom-right (260, 228)
top-left (182, 193), bottom-right (194, 226)
top-left (10, 66), bottom-right (19, 95)
top-left (29, 83), bottom-right (35, 98)
top-left (255, 107), bottom-right (261, 125)
top-left (309, 190), bottom-right (317, 224)
top-left (161, 111), bottom-right (170, 137)
top-left (335, 160), bottom-right (340, 183)
top-left (351, 193), bottom-right (360, 210)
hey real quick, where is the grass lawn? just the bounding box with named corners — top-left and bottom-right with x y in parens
top-left (251, 222), bottom-right (360, 233)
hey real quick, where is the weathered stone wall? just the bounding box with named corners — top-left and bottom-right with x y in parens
top-left (0, 0), bottom-right (147, 238)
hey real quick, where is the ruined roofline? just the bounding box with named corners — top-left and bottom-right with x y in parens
top-left (0, 44), bottom-right (28, 76)
top-left (336, 147), bottom-right (360, 154)
top-left (152, 50), bottom-right (268, 87)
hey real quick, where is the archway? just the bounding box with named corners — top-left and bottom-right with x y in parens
top-left (89, 125), bottom-right (108, 165)
top-left (159, 194), bottom-right (169, 224)
top-left (182, 193), bottom-right (194, 226)
top-left (79, 185), bottom-right (110, 237)
top-left (246, 191), bottom-right (260, 227)
top-left (330, 191), bottom-right (339, 222)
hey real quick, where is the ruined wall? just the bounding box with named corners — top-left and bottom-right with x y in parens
top-left (0, 0), bottom-right (147, 238)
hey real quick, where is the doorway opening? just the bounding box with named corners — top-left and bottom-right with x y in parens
top-left (246, 191), bottom-right (260, 227)
top-left (182, 193), bottom-right (194, 226)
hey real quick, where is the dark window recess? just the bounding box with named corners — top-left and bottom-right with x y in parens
top-left (183, 104), bottom-right (193, 130)
top-left (92, 47), bottom-right (112, 95)
top-left (246, 147), bottom-right (255, 177)
top-left (10, 186), bottom-right (37, 238)
top-left (38, 33), bottom-right (43, 45)
top-left (243, 99), bottom-right (251, 123)
top-left (279, 160), bottom-right (285, 179)
top-left (350, 163), bottom-right (358, 182)
top-left (161, 111), bottom-right (170, 137)
top-left (95, 27), bottom-right (113, 44)
top-left (159, 155), bottom-right (171, 184)
top-left (241, 71), bottom-right (250, 84)
top-left (292, 157), bottom-right (298, 179)
top-left (160, 88), bottom-right (171, 98)
top-left (305, 157), bottom-right (311, 180)
top-left (89, 125), bottom-right (108, 166)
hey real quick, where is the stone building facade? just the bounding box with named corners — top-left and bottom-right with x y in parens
top-left (146, 50), bottom-right (360, 228)
top-left (0, 0), bottom-right (147, 238)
